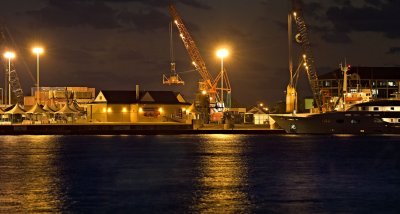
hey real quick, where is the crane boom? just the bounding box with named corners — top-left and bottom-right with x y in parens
top-left (168, 5), bottom-right (214, 92)
top-left (292, 0), bottom-right (322, 111)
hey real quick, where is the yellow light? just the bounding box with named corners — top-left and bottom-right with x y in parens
top-left (303, 54), bottom-right (306, 59)
top-left (210, 97), bottom-right (213, 101)
top-left (4, 51), bottom-right (15, 59)
top-left (32, 47), bottom-right (44, 55)
top-left (264, 107), bottom-right (269, 111)
top-left (216, 48), bottom-right (229, 58)
top-left (180, 33), bottom-right (184, 38)
top-left (107, 108), bottom-right (112, 113)
top-left (159, 107), bottom-right (163, 113)
top-left (174, 20), bottom-right (178, 24)
top-left (139, 107), bottom-right (143, 113)
top-left (182, 108), bottom-right (186, 112)
top-left (259, 103), bottom-right (263, 107)
top-left (293, 12), bottom-right (297, 17)
top-left (102, 108), bottom-right (106, 113)
top-left (122, 107), bottom-right (127, 113)
top-left (305, 66), bottom-right (309, 70)
top-left (192, 61), bottom-right (197, 66)
top-left (303, 62), bottom-right (307, 67)
top-left (202, 90), bottom-right (207, 95)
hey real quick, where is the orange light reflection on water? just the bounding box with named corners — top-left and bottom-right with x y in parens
top-left (193, 134), bottom-right (250, 213)
top-left (0, 136), bottom-right (63, 212)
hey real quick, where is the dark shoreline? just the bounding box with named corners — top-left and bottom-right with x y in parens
top-left (0, 124), bottom-right (285, 135)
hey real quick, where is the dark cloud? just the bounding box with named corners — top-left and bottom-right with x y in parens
top-left (53, 0), bottom-right (211, 9)
top-left (321, 32), bottom-right (352, 44)
top-left (303, 2), bottom-right (324, 19)
top-left (116, 50), bottom-right (144, 61)
top-left (52, 48), bottom-right (95, 64)
top-left (365, 0), bottom-right (385, 7)
top-left (387, 47), bottom-right (400, 55)
top-left (116, 9), bottom-right (169, 32)
top-left (23, 0), bottom-right (208, 31)
top-left (326, 0), bottom-right (400, 39)
top-left (24, 0), bottom-right (120, 29)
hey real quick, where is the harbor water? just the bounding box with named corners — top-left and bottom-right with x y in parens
top-left (0, 134), bottom-right (399, 213)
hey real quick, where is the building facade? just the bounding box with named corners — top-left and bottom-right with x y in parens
top-left (318, 67), bottom-right (400, 100)
top-left (24, 87), bottom-right (96, 109)
top-left (87, 90), bottom-right (192, 123)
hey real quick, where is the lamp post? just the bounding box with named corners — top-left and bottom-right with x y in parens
top-left (4, 51), bottom-right (15, 105)
top-left (32, 47), bottom-right (44, 104)
top-left (216, 48), bottom-right (229, 108)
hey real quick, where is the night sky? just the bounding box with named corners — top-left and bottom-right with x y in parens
top-left (1, 0), bottom-right (399, 106)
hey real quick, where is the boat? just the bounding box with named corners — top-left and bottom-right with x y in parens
top-left (271, 99), bottom-right (400, 134)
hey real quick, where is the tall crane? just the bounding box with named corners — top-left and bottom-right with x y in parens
top-left (0, 23), bottom-right (24, 105)
top-left (289, 0), bottom-right (323, 112)
top-left (168, 4), bottom-right (231, 105)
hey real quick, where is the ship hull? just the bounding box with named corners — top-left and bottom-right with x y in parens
top-left (271, 111), bottom-right (400, 134)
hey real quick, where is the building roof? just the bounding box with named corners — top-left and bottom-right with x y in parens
top-left (96, 90), bottom-right (190, 105)
top-left (99, 91), bottom-right (143, 104)
top-left (26, 103), bottom-right (47, 114)
top-left (319, 67), bottom-right (400, 80)
top-left (247, 106), bottom-right (269, 114)
top-left (5, 104), bottom-right (26, 114)
top-left (142, 91), bottom-right (187, 104)
top-left (56, 104), bottom-right (78, 114)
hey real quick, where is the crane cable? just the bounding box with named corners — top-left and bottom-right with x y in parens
top-left (169, 21), bottom-right (176, 75)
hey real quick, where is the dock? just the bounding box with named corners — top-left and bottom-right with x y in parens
top-left (0, 123), bottom-right (285, 135)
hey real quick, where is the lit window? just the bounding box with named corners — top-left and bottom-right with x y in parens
top-left (159, 107), bottom-right (163, 113)
top-left (102, 108), bottom-right (106, 113)
top-left (122, 107), bottom-right (127, 113)
top-left (139, 107), bottom-right (143, 113)
top-left (107, 108), bottom-right (112, 113)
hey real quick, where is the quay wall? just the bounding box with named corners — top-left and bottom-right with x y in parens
top-left (0, 124), bottom-right (284, 135)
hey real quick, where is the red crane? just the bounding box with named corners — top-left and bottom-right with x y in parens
top-left (168, 4), bottom-right (231, 105)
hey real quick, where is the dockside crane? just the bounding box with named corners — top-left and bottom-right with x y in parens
top-left (163, 21), bottom-right (185, 85)
top-left (0, 23), bottom-right (24, 105)
top-left (288, 0), bottom-right (323, 112)
top-left (168, 4), bottom-right (231, 107)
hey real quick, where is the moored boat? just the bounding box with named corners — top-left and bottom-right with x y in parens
top-left (271, 100), bottom-right (400, 134)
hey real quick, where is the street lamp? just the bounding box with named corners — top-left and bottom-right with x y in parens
top-left (32, 47), bottom-right (44, 104)
top-left (216, 48), bottom-right (229, 107)
top-left (4, 51), bottom-right (15, 105)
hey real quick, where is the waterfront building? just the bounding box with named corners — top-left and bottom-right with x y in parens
top-left (247, 106), bottom-right (270, 125)
top-left (318, 67), bottom-right (400, 100)
top-left (87, 90), bottom-right (192, 123)
top-left (24, 86), bottom-right (96, 109)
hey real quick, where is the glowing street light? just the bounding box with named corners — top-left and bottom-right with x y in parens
top-left (32, 47), bottom-right (44, 104)
top-left (216, 48), bottom-right (229, 107)
top-left (4, 51), bottom-right (15, 105)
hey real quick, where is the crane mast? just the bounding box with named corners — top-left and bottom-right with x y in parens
top-left (0, 24), bottom-right (24, 105)
top-left (168, 5), bottom-right (216, 97)
top-left (291, 0), bottom-right (322, 111)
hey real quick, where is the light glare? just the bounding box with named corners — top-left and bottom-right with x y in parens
top-left (4, 52), bottom-right (15, 59)
top-left (216, 49), bottom-right (229, 58)
top-left (32, 47), bottom-right (44, 54)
